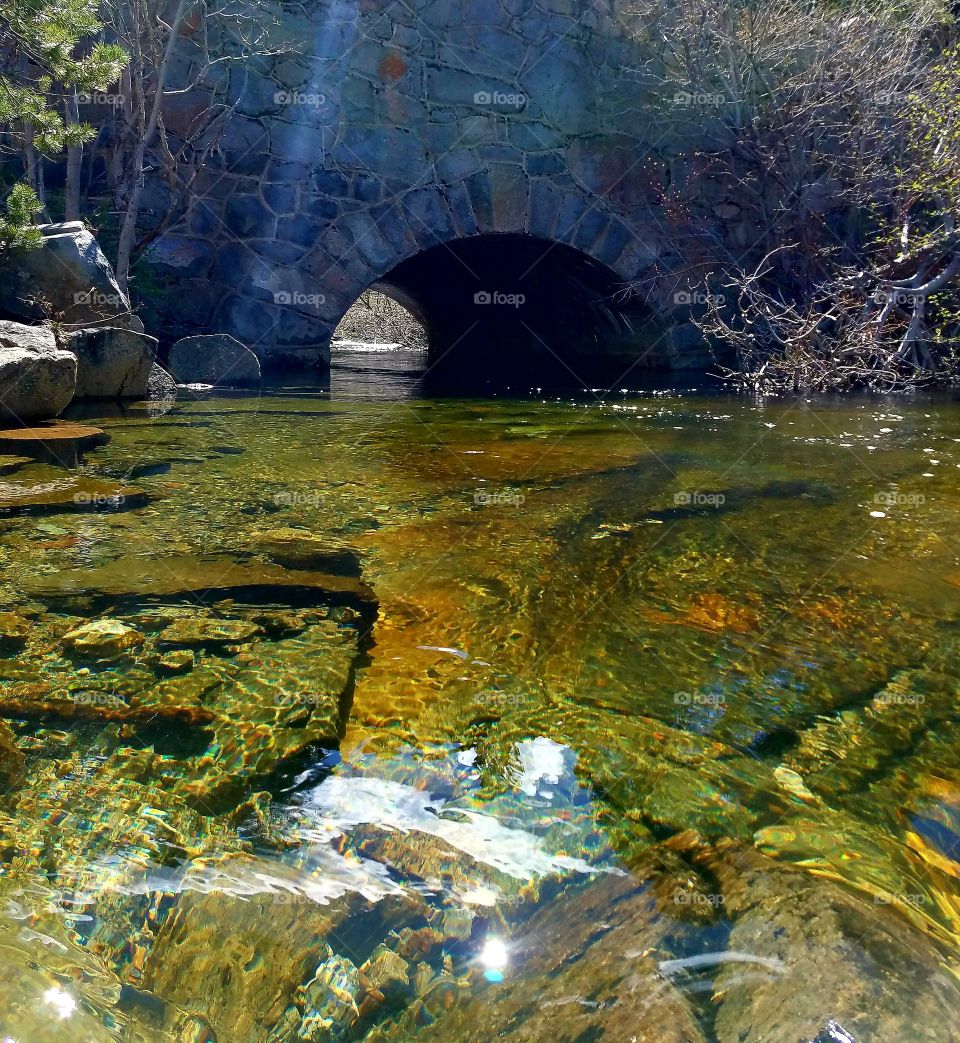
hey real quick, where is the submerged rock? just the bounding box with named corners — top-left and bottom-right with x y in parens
top-left (155, 648), bottom-right (194, 674)
top-left (61, 619), bottom-right (145, 659)
top-left (157, 617), bottom-right (262, 648)
top-left (24, 551), bottom-right (376, 605)
top-left (0, 421), bottom-right (108, 466)
top-left (0, 475), bottom-right (146, 515)
top-left (168, 333), bottom-right (261, 387)
top-left (255, 527), bottom-right (363, 575)
top-left (701, 843), bottom-right (960, 1042)
top-left (0, 610), bottom-right (30, 648)
top-left (0, 454), bottom-right (32, 475)
top-left (360, 945), bottom-right (412, 1008)
top-left (415, 872), bottom-right (707, 1042)
top-left (143, 860), bottom-right (423, 1043)
top-left (290, 949), bottom-right (361, 1041)
top-left (61, 326), bottom-right (157, 399)
top-left (0, 720), bottom-right (24, 783)
top-left (0, 321), bottom-right (77, 422)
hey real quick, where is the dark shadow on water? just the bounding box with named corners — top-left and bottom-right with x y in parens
top-left (327, 344), bottom-right (729, 402)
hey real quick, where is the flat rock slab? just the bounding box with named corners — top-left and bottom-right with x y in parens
top-left (24, 552), bottom-right (376, 606)
top-left (0, 476), bottom-right (147, 516)
top-left (703, 843), bottom-right (960, 1042)
top-left (62, 619), bottom-right (145, 658)
top-left (253, 527), bottom-right (363, 574)
top-left (0, 422), bottom-right (109, 465)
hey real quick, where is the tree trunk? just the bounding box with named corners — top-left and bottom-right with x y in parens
top-left (23, 125), bottom-right (47, 217)
top-left (115, 0), bottom-right (190, 294)
top-left (64, 91), bottom-right (82, 222)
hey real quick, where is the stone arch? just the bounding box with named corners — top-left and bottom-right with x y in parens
top-left (218, 176), bottom-right (662, 373)
top-left (143, 0), bottom-right (725, 376)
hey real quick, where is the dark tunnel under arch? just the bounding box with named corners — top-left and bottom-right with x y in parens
top-left (337, 233), bottom-right (660, 390)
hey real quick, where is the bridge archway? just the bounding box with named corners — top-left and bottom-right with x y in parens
top-left (350, 233), bottom-right (648, 388)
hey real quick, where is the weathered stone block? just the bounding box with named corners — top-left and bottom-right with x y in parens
top-left (224, 195), bottom-right (276, 239)
top-left (142, 236), bottom-right (214, 279)
top-left (520, 56), bottom-right (594, 134)
top-left (526, 151), bottom-right (566, 176)
top-left (527, 178), bottom-right (563, 239)
top-left (490, 163), bottom-right (529, 232)
top-left (443, 181), bottom-right (479, 237)
top-left (465, 169), bottom-right (493, 229)
top-left (331, 126), bottom-right (429, 183)
top-left (311, 170), bottom-right (350, 196)
top-left (228, 69), bottom-right (284, 117)
top-left (261, 183), bottom-right (297, 216)
top-left (402, 188), bottom-right (456, 248)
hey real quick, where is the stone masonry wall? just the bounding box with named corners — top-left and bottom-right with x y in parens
top-left (140, 0), bottom-right (728, 370)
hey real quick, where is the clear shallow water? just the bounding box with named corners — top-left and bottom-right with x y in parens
top-left (1, 355), bottom-right (960, 1039)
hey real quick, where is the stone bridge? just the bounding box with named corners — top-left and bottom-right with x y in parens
top-left (143, 0), bottom-right (724, 380)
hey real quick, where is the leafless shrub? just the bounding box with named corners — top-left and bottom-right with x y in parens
top-left (621, 0), bottom-right (960, 391)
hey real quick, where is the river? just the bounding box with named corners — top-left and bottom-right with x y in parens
top-left (1, 348), bottom-right (959, 1040)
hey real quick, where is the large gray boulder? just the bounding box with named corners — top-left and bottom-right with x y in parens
top-left (0, 321), bottom-right (77, 422)
top-left (0, 222), bottom-right (142, 331)
top-left (60, 327), bottom-right (157, 400)
top-left (167, 334), bottom-right (261, 386)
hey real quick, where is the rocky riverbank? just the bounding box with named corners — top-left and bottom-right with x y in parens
top-left (0, 223), bottom-right (266, 425)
